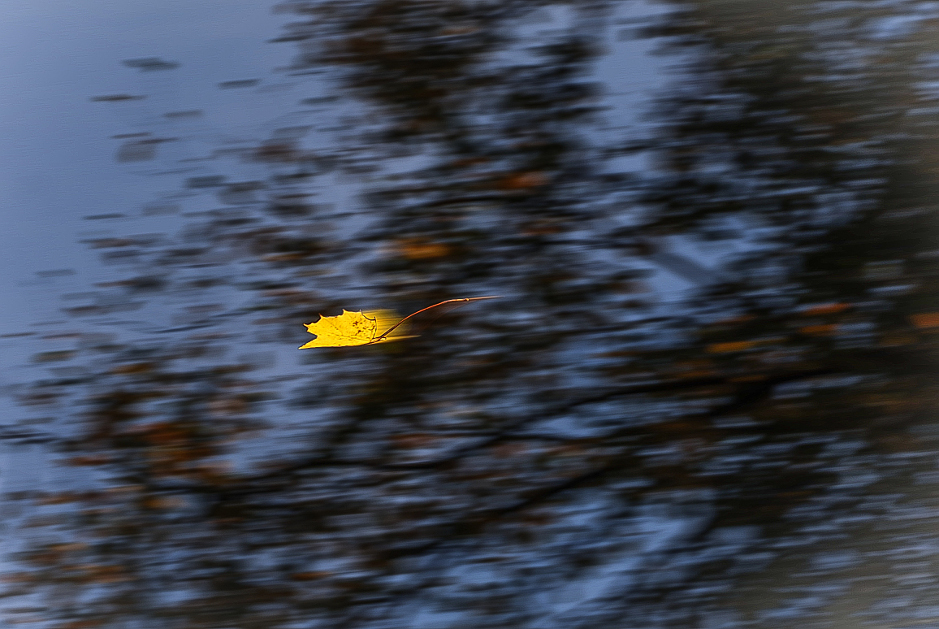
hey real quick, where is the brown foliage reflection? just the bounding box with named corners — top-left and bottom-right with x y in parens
top-left (6, 1), bottom-right (939, 627)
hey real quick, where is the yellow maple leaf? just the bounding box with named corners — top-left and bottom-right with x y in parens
top-left (299, 309), bottom-right (407, 349)
top-left (299, 297), bottom-right (498, 349)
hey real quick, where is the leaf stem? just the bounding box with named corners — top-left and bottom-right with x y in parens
top-left (369, 296), bottom-right (499, 343)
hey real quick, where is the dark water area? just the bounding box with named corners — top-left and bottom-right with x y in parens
top-left (3, 1), bottom-right (939, 627)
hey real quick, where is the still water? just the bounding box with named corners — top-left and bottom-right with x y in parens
top-left (2, 1), bottom-right (938, 627)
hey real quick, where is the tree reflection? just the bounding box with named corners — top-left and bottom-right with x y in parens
top-left (5, 0), bottom-right (939, 627)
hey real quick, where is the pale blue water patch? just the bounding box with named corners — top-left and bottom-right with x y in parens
top-left (0, 0), bottom-right (293, 337)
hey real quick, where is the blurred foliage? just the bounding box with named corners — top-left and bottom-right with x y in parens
top-left (5, 0), bottom-right (939, 627)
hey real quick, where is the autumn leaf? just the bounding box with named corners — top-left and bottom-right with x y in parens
top-left (299, 310), bottom-right (404, 349)
top-left (910, 312), bottom-right (939, 329)
top-left (800, 302), bottom-right (851, 316)
top-left (299, 297), bottom-right (498, 349)
top-left (705, 340), bottom-right (760, 354)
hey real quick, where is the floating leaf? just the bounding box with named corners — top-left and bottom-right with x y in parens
top-left (299, 297), bottom-right (498, 349)
top-left (705, 340), bottom-right (759, 354)
top-left (910, 312), bottom-right (939, 329)
top-left (798, 324), bottom-right (838, 336)
top-left (299, 310), bottom-right (404, 349)
top-left (800, 302), bottom-right (851, 316)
